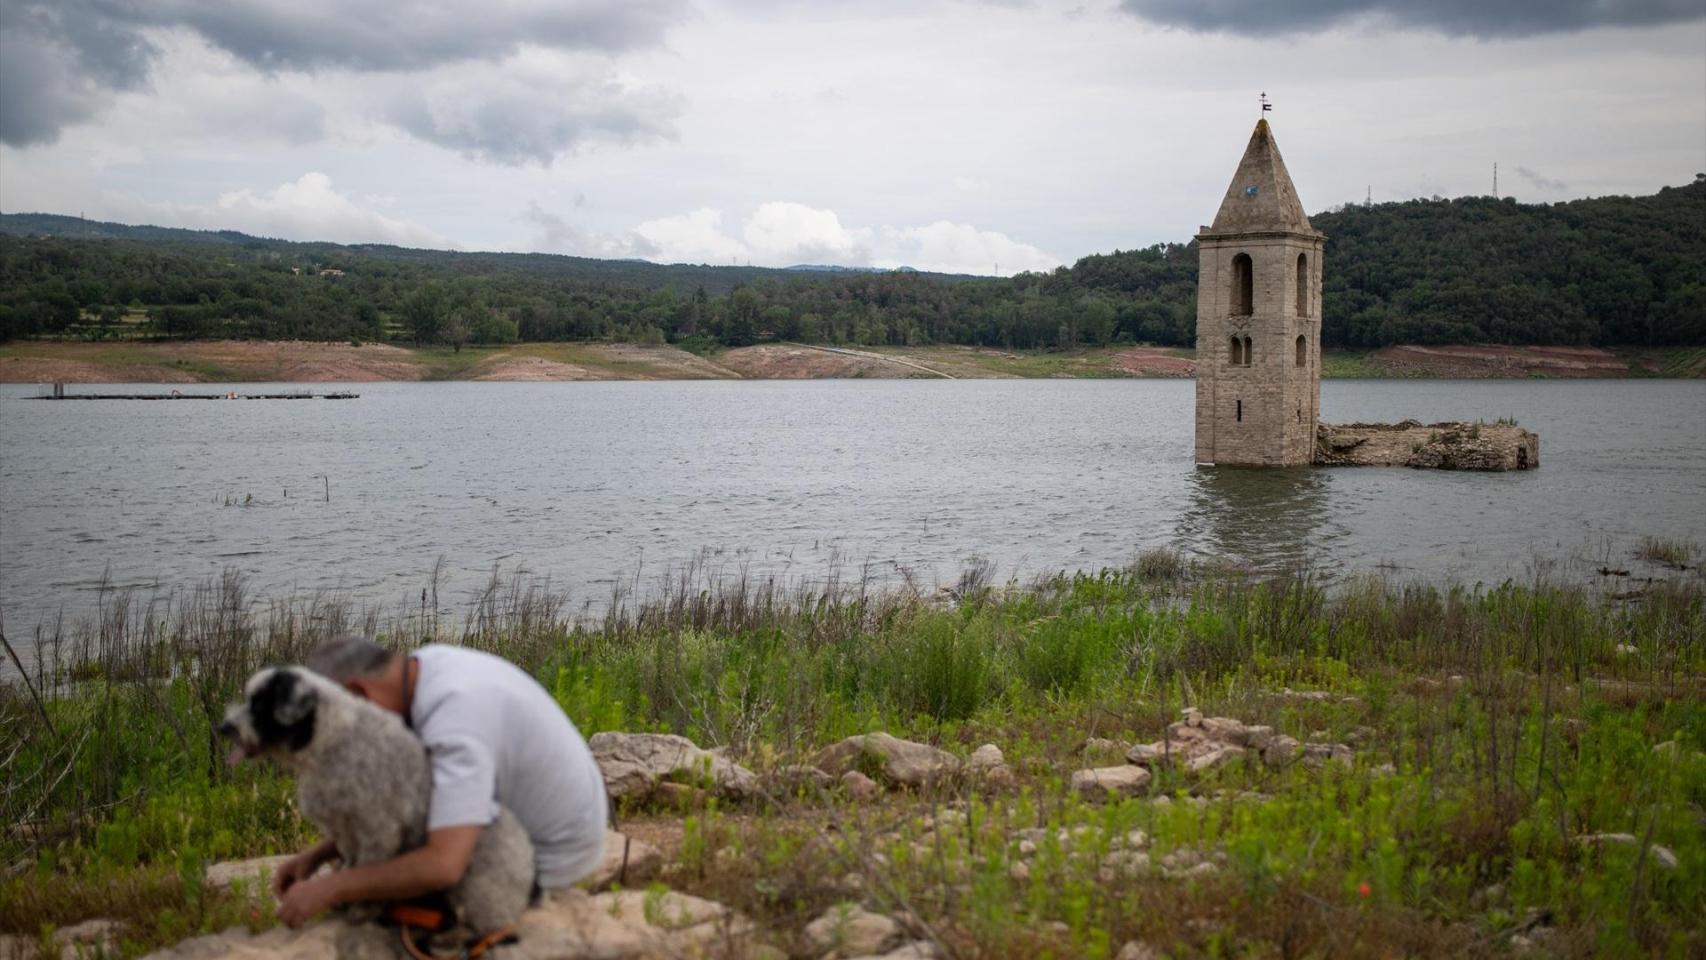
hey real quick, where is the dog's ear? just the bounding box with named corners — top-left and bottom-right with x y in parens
top-left (272, 672), bottom-right (318, 725)
top-left (253, 669), bottom-right (318, 750)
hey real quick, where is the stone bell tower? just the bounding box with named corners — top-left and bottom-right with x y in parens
top-left (1194, 118), bottom-right (1325, 466)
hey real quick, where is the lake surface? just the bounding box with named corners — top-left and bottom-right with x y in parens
top-left (2, 379), bottom-right (1703, 636)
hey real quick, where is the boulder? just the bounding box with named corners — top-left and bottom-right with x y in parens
top-left (582, 829), bottom-right (664, 892)
top-left (1070, 765), bottom-right (1151, 802)
top-left (803, 904), bottom-right (904, 958)
top-left (1186, 745), bottom-right (1245, 773)
top-left (840, 770), bottom-right (881, 800)
top-left (967, 744), bottom-right (1005, 770)
top-left (1261, 735), bottom-right (1301, 766)
top-left (769, 764), bottom-right (836, 794)
top-left (1301, 742), bottom-right (1354, 767)
top-left (590, 731), bottom-right (758, 801)
top-left (814, 733), bottom-right (960, 788)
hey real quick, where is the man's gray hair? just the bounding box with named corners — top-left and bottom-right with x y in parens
top-left (306, 634), bottom-right (398, 682)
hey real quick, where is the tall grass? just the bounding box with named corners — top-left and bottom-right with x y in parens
top-left (3, 549), bottom-right (1703, 956)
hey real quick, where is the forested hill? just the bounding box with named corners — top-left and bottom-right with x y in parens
top-left (2, 178), bottom-right (1701, 348)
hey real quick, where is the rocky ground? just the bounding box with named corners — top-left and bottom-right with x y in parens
top-left (1315, 420), bottom-right (1541, 470)
top-left (5, 341), bottom-right (1697, 383)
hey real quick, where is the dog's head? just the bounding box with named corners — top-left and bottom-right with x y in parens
top-left (218, 666), bottom-right (322, 765)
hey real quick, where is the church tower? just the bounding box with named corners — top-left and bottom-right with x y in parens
top-left (1194, 118), bottom-right (1324, 466)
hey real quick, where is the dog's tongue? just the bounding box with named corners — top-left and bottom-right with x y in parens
top-left (226, 744), bottom-right (248, 767)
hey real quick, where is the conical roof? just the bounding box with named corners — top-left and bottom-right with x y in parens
top-left (1205, 118), bottom-right (1317, 236)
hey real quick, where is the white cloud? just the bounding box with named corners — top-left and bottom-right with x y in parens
top-left (635, 208), bottom-right (751, 265)
top-left (213, 173), bottom-right (449, 246)
top-left (875, 221), bottom-right (1062, 275)
top-left (742, 202), bottom-right (869, 264)
top-left (622, 201), bottom-right (1058, 275)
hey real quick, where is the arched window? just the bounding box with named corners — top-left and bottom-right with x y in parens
top-left (1231, 253), bottom-right (1253, 316)
top-left (1229, 335), bottom-right (1243, 365)
top-left (1295, 253), bottom-right (1308, 317)
top-left (1243, 336), bottom-right (1253, 366)
top-left (1295, 334), bottom-right (1306, 367)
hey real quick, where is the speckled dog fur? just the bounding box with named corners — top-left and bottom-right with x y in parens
top-left (222, 666), bottom-right (534, 933)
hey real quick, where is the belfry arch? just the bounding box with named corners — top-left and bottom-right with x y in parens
top-left (1231, 253), bottom-right (1253, 316)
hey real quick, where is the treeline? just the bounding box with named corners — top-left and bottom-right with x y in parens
top-left (2, 178), bottom-right (1701, 348)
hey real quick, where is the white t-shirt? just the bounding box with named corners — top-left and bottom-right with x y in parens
top-left (409, 645), bottom-right (608, 888)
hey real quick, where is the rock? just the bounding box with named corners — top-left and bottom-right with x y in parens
top-left (651, 780), bottom-right (706, 808)
top-left (582, 830), bottom-right (664, 892)
top-left (840, 770), bottom-right (881, 800)
top-left (590, 731), bottom-right (758, 801)
top-left (814, 733), bottom-right (960, 788)
top-left (1300, 742), bottom-right (1354, 767)
top-left (1079, 737), bottom-right (1131, 762)
top-left (1261, 735), bottom-right (1301, 766)
top-left (847, 943), bottom-right (939, 960)
top-left (1650, 845), bottom-right (1678, 870)
top-left (804, 904), bottom-right (904, 958)
top-left (968, 744), bottom-right (1004, 769)
top-left (141, 886), bottom-right (771, 960)
top-left (1097, 849), bottom-right (1150, 881)
top-left (203, 853), bottom-right (296, 891)
top-left (1115, 942), bottom-right (1162, 960)
top-left (1071, 765), bottom-right (1151, 801)
top-left (1186, 744), bottom-right (1245, 772)
top-left (770, 764), bottom-right (836, 794)
top-left (1180, 707), bottom-right (1203, 726)
top-left (1197, 716), bottom-right (1248, 744)
top-left (1126, 742), bottom-right (1168, 766)
top-left (1008, 860), bottom-right (1031, 881)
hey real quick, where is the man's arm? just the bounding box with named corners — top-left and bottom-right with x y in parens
top-left (276, 825), bottom-right (481, 927)
top-left (273, 837), bottom-right (341, 897)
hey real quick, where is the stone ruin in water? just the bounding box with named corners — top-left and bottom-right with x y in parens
top-left (1192, 117), bottom-right (1539, 471)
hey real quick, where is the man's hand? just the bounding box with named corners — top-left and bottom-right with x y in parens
top-left (277, 872), bottom-right (343, 928)
top-left (273, 840), bottom-right (338, 898)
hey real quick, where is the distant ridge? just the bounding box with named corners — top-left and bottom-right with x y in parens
top-left (0, 212), bottom-right (981, 287)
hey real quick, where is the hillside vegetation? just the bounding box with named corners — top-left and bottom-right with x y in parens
top-left (2, 179), bottom-right (1701, 350)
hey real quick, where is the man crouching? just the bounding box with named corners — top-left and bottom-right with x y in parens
top-left (271, 636), bottom-right (610, 926)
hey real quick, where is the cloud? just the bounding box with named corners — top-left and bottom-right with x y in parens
top-left (520, 202), bottom-right (658, 259)
top-left (212, 173), bottom-right (450, 246)
top-left (742, 202), bottom-right (870, 264)
top-left (875, 221), bottom-right (1062, 275)
top-left (1116, 0), bottom-right (1704, 38)
top-left (1513, 166), bottom-right (1568, 192)
top-left (626, 202), bottom-right (1059, 275)
top-left (386, 56), bottom-right (680, 165)
top-left (635, 209), bottom-right (753, 265)
top-left (0, 0), bottom-right (686, 147)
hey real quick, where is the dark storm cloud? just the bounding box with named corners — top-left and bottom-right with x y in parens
top-left (1116, 0), bottom-right (1705, 38)
top-left (0, 0), bottom-right (686, 147)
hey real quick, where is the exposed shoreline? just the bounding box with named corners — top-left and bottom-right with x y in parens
top-left (1, 339), bottom-right (1700, 384)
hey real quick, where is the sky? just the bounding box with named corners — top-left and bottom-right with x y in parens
top-left (1, 0), bottom-right (1702, 276)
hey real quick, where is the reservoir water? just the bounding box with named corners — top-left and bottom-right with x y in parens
top-left (2, 379), bottom-right (1703, 634)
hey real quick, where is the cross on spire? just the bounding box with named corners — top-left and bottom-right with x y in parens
top-left (1259, 91), bottom-right (1272, 113)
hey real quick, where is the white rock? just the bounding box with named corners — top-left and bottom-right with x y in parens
top-left (968, 744), bottom-right (1005, 769)
top-left (1649, 845), bottom-right (1678, 869)
top-left (814, 733), bottom-right (961, 787)
top-left (589, 731), bottom-right (758, 800)
top-left (1186, 744), bottom-right (1245, 772)
top-left (1071, 765), bottom-right (1151, 801)
top-left (582, 830), bottom-right (663, 891)
top-left (1115, 942), bottom-right (1161, 960)
top-left (804, 904), bottom-right (903, 958)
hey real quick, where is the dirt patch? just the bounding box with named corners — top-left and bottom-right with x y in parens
top-left (0, 341), bottom-right (429, 383)
top-left (470, 356), bottom-right (601, 381)
top-left (1109, 347), bottom-right (1196, 378)
top-left (579, 344), bottom-right (741, 379)
top-left (0, 357), bottom-right (201, 384)
top-left (1372, 344), bottom-right (1630, 378)
top-left (718, 344), bottom-right (935, 379)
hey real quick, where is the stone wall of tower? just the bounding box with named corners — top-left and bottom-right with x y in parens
top-left (1194, 232), bottom-right (1325, 466)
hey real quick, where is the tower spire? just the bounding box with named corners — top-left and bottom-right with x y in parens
top-left (1204, 118), bottom-right (1317, 236)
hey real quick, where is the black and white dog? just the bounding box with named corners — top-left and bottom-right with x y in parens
top-left (220, 666), bottom-right (534, 935)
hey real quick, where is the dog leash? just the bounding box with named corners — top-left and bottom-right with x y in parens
top-left (387, 902), bottom-right (518, 960)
